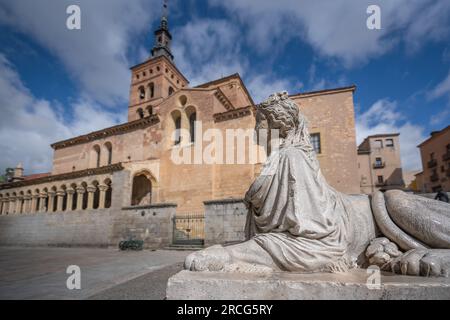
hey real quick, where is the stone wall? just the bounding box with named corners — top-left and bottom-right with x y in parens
top-left (0, 204), bottom-right (176, 249)
top-left (112, 203), bottom-right (176, 249)
top-left (204, 198), bottom-right (247, 246)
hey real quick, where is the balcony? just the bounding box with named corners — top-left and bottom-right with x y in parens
top-left (443, 152), bottom-right (450, 161)
top-left (430, 173), bottom-right (439, 182)
top-left (428, 159), bottom-right (438, 168)
top-left (373, 162), bottom-right (385, 169)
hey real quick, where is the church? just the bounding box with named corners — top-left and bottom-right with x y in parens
top-left (0, 10), bottom-right (361, 247)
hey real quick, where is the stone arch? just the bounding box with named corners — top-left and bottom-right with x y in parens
top-left (185, 105), bottom-right (197, 143)
top-left (148, 82), bottom-right (155, 99)
top-left (70, 183), bottom-right (78, 211)
top-left (138, 85), bottom-right (146, 100)
top-left (170, 109), bottom-right (182, 146)
top-left (92, 180), bottom-right (100, 209)
top-left (81, 182), bottom-right (88, 210)
top-left (103, 142), bottom-right (113, 166)
top-left (137, 108), bottom-right (144, 119)
top-left (104, 178), bottom-right (112, 209)
top-left (26, 190), bottom-right (32, 213)
top-left (34, 188), bottom-right (41, 212)
top-left (60, 185), bottom-right (68, 211)
top-left (42, 188), bottom-right (49, 212)
top-left (131, 170), bottom-right (155, 206)
top-left (18, 191), bottom-right (24, 214)
top-left (51, 186), bottom-right (57, 212)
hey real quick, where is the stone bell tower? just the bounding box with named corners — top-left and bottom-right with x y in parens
top-left (128, 0), bottom-right (189, 122)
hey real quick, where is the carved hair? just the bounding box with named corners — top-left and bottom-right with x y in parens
top-left (257, 91), bottom-right (314, 152)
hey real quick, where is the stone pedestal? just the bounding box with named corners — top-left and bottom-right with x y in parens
top-left (166, 270), bottom-right (450, 300)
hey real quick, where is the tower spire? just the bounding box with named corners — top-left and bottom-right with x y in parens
top-left (151, 0), bottom-right (174, 61)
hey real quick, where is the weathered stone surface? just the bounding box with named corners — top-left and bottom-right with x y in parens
top-left (166, 270), bottom-right (450, 300)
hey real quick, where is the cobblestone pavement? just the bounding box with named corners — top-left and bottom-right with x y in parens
top-left (0, 246), bottom-right (192, 300)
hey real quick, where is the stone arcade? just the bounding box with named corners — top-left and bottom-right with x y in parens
top-left (0, 8), bottom-right (363, 248)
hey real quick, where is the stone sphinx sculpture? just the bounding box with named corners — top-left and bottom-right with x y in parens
top-left (185, 92), bottom-right (450, 277)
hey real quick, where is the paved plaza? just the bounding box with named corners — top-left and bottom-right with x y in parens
top-left (0, 246), bottom-right (191, 300)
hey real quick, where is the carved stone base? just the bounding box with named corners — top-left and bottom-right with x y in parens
top-left (166, 269), bottom-right (450, 300)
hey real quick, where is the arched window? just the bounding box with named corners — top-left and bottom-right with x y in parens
top-left (91, 145), bottom-right (101, 168)
top-left (70, 184), bottom-right (77, 211)
top-left (138, 86), bottom-right (145, 100)
top-left (137, 108), bottom-right (144, 119)
top-left (189, 112), bottom-right (197, 143)
top-left (174, 115), bottom-right (181, 145)
top-left (34, 189), bottom-right (40, 212)
top-left (168, 86), bottom-right (174, 96)
top-left (104, 142), bottom-right (112, 165)
top-left (104, 179), bottom-right (112, 209)
top-left (149, 83), bottom-right (155, 98)
top-left (92, 181), bottom-right (100, 209)
top-left (131, 174), bottom-right (152, 206)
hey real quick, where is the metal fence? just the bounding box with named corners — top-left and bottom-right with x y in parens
top-left (172, 213), bottom-right (205, 246)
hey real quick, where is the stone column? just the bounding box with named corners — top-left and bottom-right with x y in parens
top-left (15, 196), bottom-right (23, 214)
top-left (76, 187), bottom-right (85, 211)
top-left (98, 185), bottom-right (108, 209)
top-left (9, 197), bottom-right (16, 214)
top-left (23, 195), bottom-right (32, 214)
top-left (30, 195), bottom-right (37, 213)
top-left (66, 189), bottom-right (75, 211)
top-left (47, 191), bottom-right (56, 212)
top-left (56, 191), bottom-right (65, 212)
top-left (39, 193), bottom-right (47, 212)
top-left (0, 199), bottom-right (5, 215)
top-left (3, 198), bottom-right (9, 215)
top-left (86, 186), bottom-right (96, 210)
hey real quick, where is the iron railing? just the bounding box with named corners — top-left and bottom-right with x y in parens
top-left (172, 213), bottom-right (205, 246)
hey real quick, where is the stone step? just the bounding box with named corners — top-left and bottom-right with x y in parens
top-left (165, 245), bottom-right (204, 251)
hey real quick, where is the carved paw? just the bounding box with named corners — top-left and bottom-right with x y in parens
top-left (390, 249), bottom-right (450, 277)
top-left (366, 237), bottom-right (402, 270)
top-left (184, 245), bottom-right (232, 272)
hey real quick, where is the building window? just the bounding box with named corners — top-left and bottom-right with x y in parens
top-left (375, 157), bottom-right (383, 166)
top-left (137, 108), bottom-right (144, 119)
top-left (189, 112), bottom-right (196, 143)
top-left (386, 139), bottom-right (394, 147)
top-left (174, 115), bottom-right (181, 145)
top-left (168, 86), bottom-right (174, 96)
top-left (374, 139), bottom-right (383, 148)
top-left (430, 152), bottom-right (435, 160)
top-left (149, 83), bottom-right (155, 99)
top-left (147, 106), bottom-right (153, 116)
top-left (377, 176), bottom-right (384, 184)
top-left (139, 86), bottom-right (145, 100)
top-left (104, 142), bottom-right (112, 165)
top-left (310, 133), bottom-right (321, 154)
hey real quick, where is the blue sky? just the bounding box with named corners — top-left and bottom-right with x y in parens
top-left (0, 0), bottom-right (449, 174)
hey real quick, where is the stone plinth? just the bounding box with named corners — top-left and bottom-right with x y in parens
top-left (166, 270), bottom-right (450, 300)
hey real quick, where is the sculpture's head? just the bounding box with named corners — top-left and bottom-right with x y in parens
top-left (256, 91), bottom-right (312, 150)
top-left (256, 91), bottom-right (298, 138)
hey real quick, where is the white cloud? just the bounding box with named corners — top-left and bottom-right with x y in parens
top-left (210, 0), bottom-right (450, 67)
top-left (430, 70), bottom-right (450, 100)
top-left (172, 18), bottom-right (300, 103)
top-left (356, 99), bottom-right (426, 171)
top-left (0, 0), bottom-right (160, 105)
top-left (0, 54), bottom-right (123, 174)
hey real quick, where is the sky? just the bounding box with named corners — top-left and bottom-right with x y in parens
top-left (0, 0), bottom-right (449, 175)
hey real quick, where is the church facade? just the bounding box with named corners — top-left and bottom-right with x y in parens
top-left (0, 13), bottom-right (360, 246)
